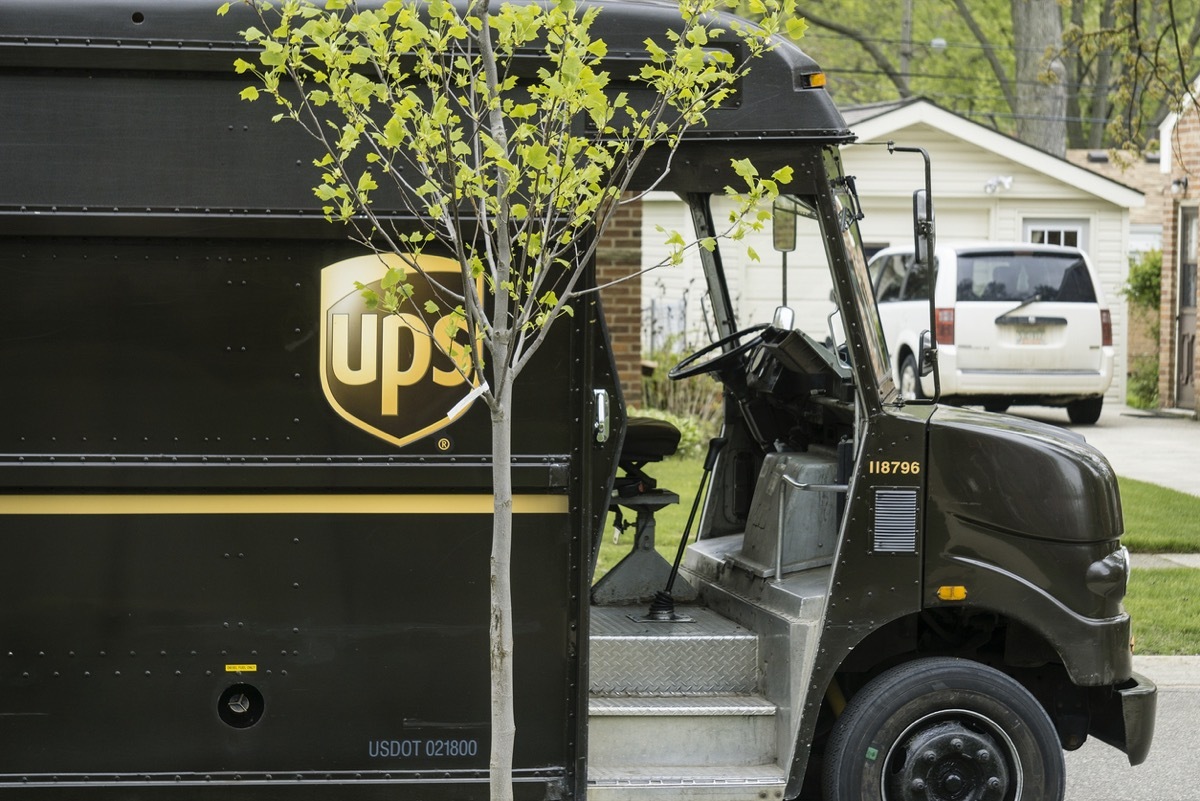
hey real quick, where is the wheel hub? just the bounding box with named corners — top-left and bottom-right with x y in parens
top-left (889, 721), bottom-right (1010, 801)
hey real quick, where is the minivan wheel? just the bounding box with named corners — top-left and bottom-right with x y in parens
top-left (1066, 396), bottom-right (1103, 425)
top-left (899, 353), bottom-right (925, 400)
top-left (822, 658), bottom-right (1065, 801)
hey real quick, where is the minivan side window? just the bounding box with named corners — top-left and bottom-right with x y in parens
top-left (871, 254), bottom-right (934, 303)
top-left (899, 254), bottom-right (931, 301)
top-left (873, 255), bottom-right (905, 302)
top-left (955, 251), bottom-right (1097, 303)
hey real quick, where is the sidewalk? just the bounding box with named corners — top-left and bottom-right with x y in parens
top-left (1133, 655), bottom-right (1200, 687)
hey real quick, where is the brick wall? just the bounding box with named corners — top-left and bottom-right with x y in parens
top-left (595, 197), bottom-right (643, 405)
top-left (1161, 192), bottom-right (1179, 408)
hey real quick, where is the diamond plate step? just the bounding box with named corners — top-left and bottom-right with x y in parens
top-left (589, 695), bottom-right (775, 716)
top-left (590, 606), bottom-right (759, 696)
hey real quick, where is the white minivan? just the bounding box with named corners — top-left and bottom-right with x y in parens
top-left (868, 242), bottom-right (1114, 424)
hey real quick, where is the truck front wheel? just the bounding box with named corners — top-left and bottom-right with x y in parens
top-left (822, 657), bottom-right (1065, 801)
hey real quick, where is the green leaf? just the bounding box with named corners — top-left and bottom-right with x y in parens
top-left (730, 157), bottom-right (757, 180)
top-left (424, 300), bottom-right (440, 314)
top-left (381, 267), bottom-right (406, 290)
top-left (523, 143), bottom-right (551, 170)
top-left (217, 2), bottom-right (231, 16)
top-left (239, 86), bottom-right (260, 102)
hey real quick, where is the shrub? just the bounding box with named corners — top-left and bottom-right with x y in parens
top-left (637, 342), bottom-right (723, 456)
top-left (1126, 354), bottom-right (1160, 410)
top-left (1122, 249), bottom-right (1162, 409)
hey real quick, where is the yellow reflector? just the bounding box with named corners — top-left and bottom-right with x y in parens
top-left (808, 72), bottom-right (827, 88)
top-left (937, 585), bottom-right (968, 601)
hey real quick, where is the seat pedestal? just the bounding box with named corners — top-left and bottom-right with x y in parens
top-left (592, 490), bottom-right (696, 606)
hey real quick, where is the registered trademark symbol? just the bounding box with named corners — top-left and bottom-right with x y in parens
top-left (437, 437), bottom-right (452, 452)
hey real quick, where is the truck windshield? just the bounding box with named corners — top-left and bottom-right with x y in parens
top-left (761, 188), bottom-right (896, 406)
top-left (792, 181), bottom-right (897, 407)
top-left (819, 182), bottom-right (896, 405)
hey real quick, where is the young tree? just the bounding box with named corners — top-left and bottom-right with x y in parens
top-left (225, 1), bottom-right (799, 798)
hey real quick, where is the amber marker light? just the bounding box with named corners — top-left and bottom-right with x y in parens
top-left (937, 585), bottom-right (968, 601)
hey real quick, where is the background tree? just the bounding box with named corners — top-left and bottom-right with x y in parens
top-left (794, 0), bottom-right (1200, 156)
top-left (227, 1), bottom-right (799, 799)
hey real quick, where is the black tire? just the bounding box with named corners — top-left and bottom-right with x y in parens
top-left (822, 657), bottom-right (1065, 801)
top-left (1066, 396), bottom-right (1103, 425)
top-left (899, 353), bottom-right (925, 401)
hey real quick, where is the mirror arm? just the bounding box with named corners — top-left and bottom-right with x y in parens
top-left (889, 144), bottom-right (940, 403)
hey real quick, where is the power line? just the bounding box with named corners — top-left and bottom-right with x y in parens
top-left (823, 65), bottom-right (1113, 93)
top-left (804, 30), bottom-right (1031, 55)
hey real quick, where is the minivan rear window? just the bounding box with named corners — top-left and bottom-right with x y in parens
top-left (955, 251), bottom-right (1096, 303)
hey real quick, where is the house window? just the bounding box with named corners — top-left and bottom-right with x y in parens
top-left (1023, 219), bottom-right (1087, 248)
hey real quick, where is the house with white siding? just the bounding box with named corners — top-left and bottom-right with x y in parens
top-left (641, 98), bottom-right (1144, 403)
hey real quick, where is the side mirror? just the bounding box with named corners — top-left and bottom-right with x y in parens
top-left (772, 198), bottom-right (797, 253)
top-left (918, 330), bottom-right (935, 377)
top-left (771, 305), bottom-right (795, 330)
top-left (912, 189), bottom-right (935, 265)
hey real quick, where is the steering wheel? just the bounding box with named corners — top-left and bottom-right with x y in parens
top-left (668, 323), bottom-right (769, 380)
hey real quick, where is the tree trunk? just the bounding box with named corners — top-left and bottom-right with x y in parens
top-left (1086, 0), bottom-right (1116, 149)
top-left (1011, 0), bottom-right (1067, 156)
top-left (489, 371), bottom-right (516, 801)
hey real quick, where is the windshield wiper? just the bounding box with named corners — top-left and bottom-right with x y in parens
top-left (995, 291), bottom-right (1042, 323)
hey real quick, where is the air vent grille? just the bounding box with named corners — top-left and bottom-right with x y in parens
top-left (873, 488), bottom-right (918, 553)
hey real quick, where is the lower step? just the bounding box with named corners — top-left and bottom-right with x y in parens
top-left (587, 765), bottom-right (786, 801)
top-left (588, 695), bottom-right (776, 768)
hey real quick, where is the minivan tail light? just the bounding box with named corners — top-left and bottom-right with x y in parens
top-left (935, 308), bottom-right (955, 345)
top-left (1101, 309), bottom-right (1113, 347)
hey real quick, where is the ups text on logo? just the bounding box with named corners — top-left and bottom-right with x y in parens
top-left (320, 253), bottom-right (480, 448)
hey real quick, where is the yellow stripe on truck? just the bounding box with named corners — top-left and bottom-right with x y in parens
top-left (0, 494), bottom-right (568, 515)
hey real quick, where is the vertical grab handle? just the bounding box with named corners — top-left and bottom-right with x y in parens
top-left (593, 389), bottom-right (610, 444)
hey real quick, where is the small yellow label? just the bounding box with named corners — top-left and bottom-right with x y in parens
top-left (225, 664), bottom-right (258, 673)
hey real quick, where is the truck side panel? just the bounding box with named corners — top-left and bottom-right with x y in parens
top-left (0, 235), bottom-right (597, 797)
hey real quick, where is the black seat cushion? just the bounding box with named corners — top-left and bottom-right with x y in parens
top-left (620, 416), bottom-right (681, 463)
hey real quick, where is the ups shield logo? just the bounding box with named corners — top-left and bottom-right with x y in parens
top-left (320, 253), bottom-right (480, 448)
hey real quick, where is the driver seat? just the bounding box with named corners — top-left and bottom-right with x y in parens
top-left (592, 416), bottom-right (695, 605)
top-left (613, 416), bottom-right (682, 496)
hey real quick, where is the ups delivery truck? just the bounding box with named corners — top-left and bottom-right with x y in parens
top-left (0, 2), bottom-right (1154, 801)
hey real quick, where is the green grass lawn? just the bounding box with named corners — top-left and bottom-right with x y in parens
top-left (1125, 568), bottom-right (1200, 655)
top-left (1118, 476), bottom-right (1200, 553)
top-left (597, 457), bottom-right (1200, 654)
